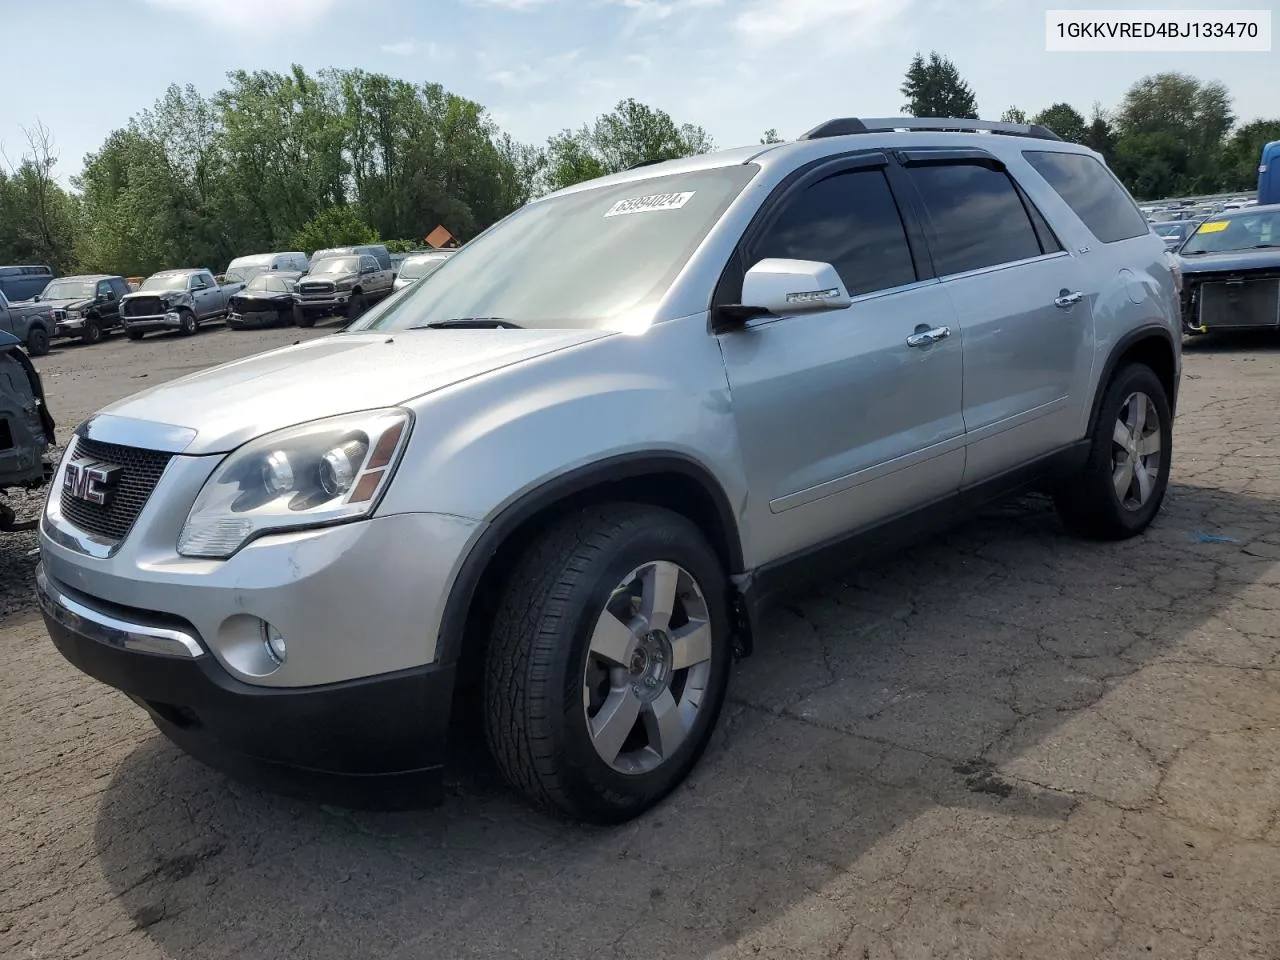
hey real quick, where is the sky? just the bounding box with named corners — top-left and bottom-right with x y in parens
top-left (2, 0), bottom-right (1277, 186)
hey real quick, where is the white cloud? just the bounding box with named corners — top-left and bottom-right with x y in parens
top-left (733, 0), bottom-right (905, 46)
top-left (465, 0), bottom-right (557, 9)
top-left (142, 0), bottom-right (337, 29)
top-left (488, 63), bottom-right (551, 89)
top-left (382, 39), bottom-right (433, 56)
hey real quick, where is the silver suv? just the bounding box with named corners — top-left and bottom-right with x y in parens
top-left (37, 118), bottom-right (1181, 823)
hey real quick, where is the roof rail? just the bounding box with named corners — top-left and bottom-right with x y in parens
top-left (798, 117), bottom-right (1063, 142)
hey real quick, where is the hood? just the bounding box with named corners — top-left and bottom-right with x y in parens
top-left (42, 296), bottom-right (94, 310)
top-left (121, 288), bottom-right (182, 301)
top-left (301, 271), bottom-right (356, 284)
top-left (1178, 247), bottom-right (1280, 274)
top-left (98, 328), bottom-right (613, 454)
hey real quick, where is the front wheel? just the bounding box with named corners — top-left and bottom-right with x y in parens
top-left (346, 292), bottom-right (366, 321)
top-left (293, 305), bottom-right (315, 328)
top-left (25, 326), bottom-right (50, 357)
top-left (178, 309), bottom-right (198, 336)
top-left (483, 504), bottom-right (732, 823)
top-left (1054, 362), bottom-right (1173, 540)
top-left (80, 320), bottom-right (103, 345)
top-left (125, 327), bottom-right (144, 341)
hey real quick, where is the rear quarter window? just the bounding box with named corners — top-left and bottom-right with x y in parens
top-left (1022, 151), bottom-right (1149, 244)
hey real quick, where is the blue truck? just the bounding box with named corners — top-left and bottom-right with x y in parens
top-left (1259, 141), bottom-right (1280, 206)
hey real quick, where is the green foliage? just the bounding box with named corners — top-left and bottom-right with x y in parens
top-left (543, 98), bottom-right (714, 192)
top-left (1220, 120), bottom-right (1280, 192)
top-left (999, 107), bottom-right (1027, 124)
top-left (1031, 103), bottom-right (1087, 144)
top-left (0, 122), bottom-right (79, 273)
top-left (1113, 73), bottom-right (1233, 195)
top-left (291, 207), bottom-right (379, 254)
top-left (900, 51), bottom-right (978, 119)
top-left (760, 128), bottom-right (783, 144)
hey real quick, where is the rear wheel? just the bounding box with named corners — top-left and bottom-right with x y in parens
top-left (483, 504), bottom-right (732, 823)
top-left (1054, 362), bottom-right (1172, 540)
top-left (80, 320), bottom-right (103, 345)
top-left (25, 326), bottom-right (49, 357)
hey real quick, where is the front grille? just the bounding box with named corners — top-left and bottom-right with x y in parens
top-left (123, 297), bottom-right (163, 317)
top-left (299, 282), bottom-right (334, 296)
top-left (59, 437), bottom-right (174, 543)
top-left (1198, 277), bottom-right (1280, 329)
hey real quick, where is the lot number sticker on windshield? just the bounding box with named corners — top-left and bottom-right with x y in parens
top-left (605, 192), bottom-right (695, 217)
top-left (1197, 221), bottom-right (1229, 233)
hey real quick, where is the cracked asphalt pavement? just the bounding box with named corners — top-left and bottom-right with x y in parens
top-left (3, 326), bottom-right (1280, 959)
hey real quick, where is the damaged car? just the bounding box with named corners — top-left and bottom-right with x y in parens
top-left (0, 329), bottom-right (55, 531)
top-left (1179, 203), bottom-right (1280, 335)
top-left (227, 271), bottom-right (303, 330)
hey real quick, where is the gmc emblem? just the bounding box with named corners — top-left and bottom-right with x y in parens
top-left (63, 460), bottom-right (121, 506)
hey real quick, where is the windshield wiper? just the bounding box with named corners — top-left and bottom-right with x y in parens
top-left (1251, 243), bottom-right (1280, 249)
top-left (410, 317), bottom-right (523, 329)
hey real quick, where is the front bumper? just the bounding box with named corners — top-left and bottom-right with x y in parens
top-left (38, 565), bottom-right (455, 807)
top-left (294, 294), bottom-right (350, 313)
top-left (121, 312), bottom-right (182, 332)
top-left (227, 308), bottom-right (286, 329)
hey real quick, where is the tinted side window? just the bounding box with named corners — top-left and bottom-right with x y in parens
top-left (906, 163), bottom-right (1044, 276)
top-left (1023, 151), bottom-right (1148, 244)
top-left (111, 278), bottom-right (129, 297)
top-left (750, 168), bottom-right (917, 297)
top-left (97, 281), bottom-right (113, 297)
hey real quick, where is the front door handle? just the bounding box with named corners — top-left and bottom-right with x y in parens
top-left (906, 325), bottom-right (951, 348)
top-left (1055, 290), bottom-right (1084, 308)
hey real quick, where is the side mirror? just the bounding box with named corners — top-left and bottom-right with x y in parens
top-left (711, 259), bottom-right (852, 333)
top-left (361, 265), bottom-right (375, 275)
top-left (32, 295), bottom-right (41, 302)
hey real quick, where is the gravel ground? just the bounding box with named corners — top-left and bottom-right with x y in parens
top-left (3, 326), bottom-right (1280, 959)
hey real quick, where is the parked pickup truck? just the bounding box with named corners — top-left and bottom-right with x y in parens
top-left (0, 328), bottom-right (54, 531)
top-left (0, 290), bottom-right (57, 356)
top-left (38, 274), bottom-right (130, 346)
top-left (119, 269), bottom-right (244, 339)
top-left (293, 254), bottom-right (394, 326)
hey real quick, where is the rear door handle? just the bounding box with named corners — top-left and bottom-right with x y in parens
top-left (906, 326), bottom-right (951, 347)
top-left (1055, 290), bottom-right (1084, 308)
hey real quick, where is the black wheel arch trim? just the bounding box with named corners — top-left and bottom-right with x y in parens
top-left (1087, 323), bottom-right (1180, 431)
top-left (433, 451), bottom-right (744, 666)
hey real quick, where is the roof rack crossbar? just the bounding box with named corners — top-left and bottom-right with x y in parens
top-left (799, 117), bottom-right (1063, 142)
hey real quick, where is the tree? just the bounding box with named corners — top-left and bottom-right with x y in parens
top-left (542, 98), bottom-right (714, 192)
top-left (1114, 73), bottom-right (1234, 192)
top-left (0, 121), bottom-right (79, 273)
top-left (900, 52), bottom-right (978, 119)
top-left (291, 206), bottom-right (379, 253)
top-left (760, 128), bottom-right (783, 144)
top-left (999, 107), bottom-right (1027, 124)
top-left (1031, 103), bottom-right (1087, 144)
top-left (1220, 119), bottom-right (1280, 192)
top-left (1081, 102), bottom-right (1117, 164)
top-left (1111, 131), bottom-right (1191, 200)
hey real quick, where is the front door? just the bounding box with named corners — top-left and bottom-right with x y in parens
top-left (717, 157), bottom-right (966, 567)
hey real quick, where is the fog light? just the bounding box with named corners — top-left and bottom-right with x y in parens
top-left (262, 623), bottom-right (287, 664)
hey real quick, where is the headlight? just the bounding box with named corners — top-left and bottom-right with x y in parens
top-left (66, 308), bottom-right (83, 319)
top-left (177, 408), bottom-right (412, 559)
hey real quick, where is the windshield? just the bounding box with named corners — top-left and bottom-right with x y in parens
top-left (1153, 223), bottom-right (1186, 237)
top-left (1182, 210), bottom-right (1280, 254)
top-left (312, 257), bottom-right (360, 275)
top-left (42, 279), bottom-right (96, 299)
top-left (397, 255), bottom-right (450, 281)
top-left (246, 274), bottom-right (291, 292)
top-left (141, 273), bottom-right (192, 291)
top-left (312, 248), bottom-right (353, 262)
top-left (352, 166), bottom-right (757, 332)
top-left (226, 265), bottom-right (266, 284)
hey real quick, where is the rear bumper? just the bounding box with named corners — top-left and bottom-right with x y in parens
top-left (37, 565), bottom-right (455, 808)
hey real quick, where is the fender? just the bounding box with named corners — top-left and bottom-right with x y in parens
top-left (433, 451), bottom-right (744, 666)
top-left (1086, 323), bottom-right (1179, 431)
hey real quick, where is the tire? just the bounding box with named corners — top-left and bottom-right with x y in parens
top-left (483, 503), bottom-right (733, 823)
top-left (346, 292), bottom-right (366, 321)
top-left (1054, 362), bottom-right (1173, 540)
top-left (126, 327), bottom-right (144, 341)
top-left (80, 320), bottom-right (103, 345)
top-left (25, 326), bottom-right (50, 357)
top-left (294, 305), bottom-right (315, 328)
top-left (178, 309), bottom-right (198, 336)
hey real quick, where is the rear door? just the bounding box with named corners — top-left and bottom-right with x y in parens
top-left (899, 152), bottom-right (1093, 485)
top-left (716, 153), bottom-right (966, 565)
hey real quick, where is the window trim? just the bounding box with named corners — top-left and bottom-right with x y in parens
top-left (711, 149), bottom-right (928, 313)
top-left (899, 158), bottom-right (1058, 280)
